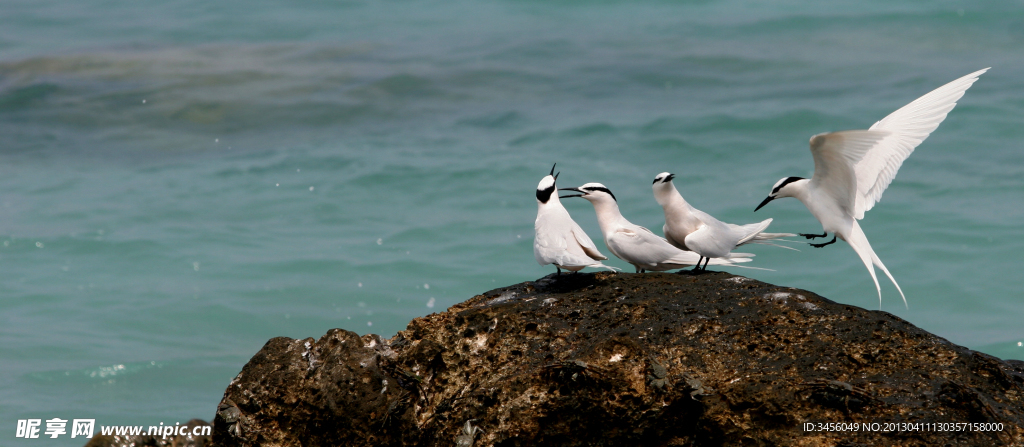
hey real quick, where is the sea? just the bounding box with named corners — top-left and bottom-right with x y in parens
top-left (2, 0), bottom-right (1023, 444)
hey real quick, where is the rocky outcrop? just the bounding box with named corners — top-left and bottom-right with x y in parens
top-left (209, 271), bottom-right (1024, 446)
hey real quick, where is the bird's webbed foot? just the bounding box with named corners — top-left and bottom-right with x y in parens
top-left (809, 235), bottom-right (837, 248)
top-left (799, 231), bottom-right (828, 240)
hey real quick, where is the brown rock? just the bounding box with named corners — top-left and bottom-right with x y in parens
top-left (211, 271), bottom-right (1024, 446)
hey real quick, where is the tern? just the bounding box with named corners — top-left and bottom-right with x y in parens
top-left (755, 68), bottom-right (989, 307)
top-left (560, 182), bottom-right (753, 273)
top-left (653, 172), bottom-right (796, 271)
top-left (534, 165), bottom-right (618, 275)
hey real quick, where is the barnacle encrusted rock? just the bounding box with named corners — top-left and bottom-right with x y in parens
top-left (210, 271), bottom-right (1024, 446)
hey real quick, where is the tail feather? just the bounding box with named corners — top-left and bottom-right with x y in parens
top-left (724, 252), bottom-right (755, 258)
top-left (870, 248), bottom-right (905, 307)
top-left (734, 219), bottom-right (798, 250)
top-left (705, 257), bottom-right (750, 265)
top-left (551, 252), bottom-right (621, 272)
top-left (735, 218), bottom-right (774, 245)
top-left (746, 239), bottom-right (801, 251)
top-left (704, 256), bottom-right (774, 271)
top-left (590, 262), bottom-right (621, 272)
top-left (846, 221), bottom-right (907, 308)
top-left (745, 223), bottom-right (802, 251)
top-left (724, 264), bottom-right (774, 271)
top-left (752, 232), bottom-right (799, 240)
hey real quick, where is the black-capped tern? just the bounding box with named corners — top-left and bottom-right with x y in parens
top-left (561, 182), bottom-right (754, 273)
top-left (755, 68), bottom-right (989, 307)
top-left (534, 165), bottom-right (618, 275)
top-left (653, 172), bottom-right (796, 271)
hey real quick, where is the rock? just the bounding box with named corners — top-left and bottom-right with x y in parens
top-left (210, 271), bottom-right (1024, 446)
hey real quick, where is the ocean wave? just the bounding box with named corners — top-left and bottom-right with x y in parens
top-left (26, 361), bottom-right (163, 384)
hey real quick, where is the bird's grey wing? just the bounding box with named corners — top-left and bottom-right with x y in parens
top-left (809, 130), bottom-right (890, 217)
top-left (689, 207), bottom-right (731, 234)
top-left (662, 222), bottom-right (687, 250)
top-left (607, 227), bottom-right (698, 267)
top-left (638, 225), bottom-right (707, 265)
top-left (854, 68), bottom-right (988, 219)
top-left (690, 207), bottom-right (766, 246)
top-left (554, 251), bottom-right (615, 269)
top-left (569, 218), bottom-right (608, 260)
top-left (683, 224), bottom-right (737, 259)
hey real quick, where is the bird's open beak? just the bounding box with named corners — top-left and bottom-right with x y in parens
top-left (754, 196), bottom-right (774, 212)
top-left (558, 187), bottom-right (583, 199)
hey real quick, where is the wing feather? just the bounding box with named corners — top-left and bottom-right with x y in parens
top-left (684, 224), bottom-right (734, 259)
top-left (809, 130), bottom-right (890, 216)
top-left (854, 68), bottom-right (988, 218)
top-left (569, 219), bottom-right (607, 260)
top-left (608, 227), bottom-right (699, 267)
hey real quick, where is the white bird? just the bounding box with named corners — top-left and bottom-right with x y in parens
top-left (653, 172), bottom-right (796, 271)
top-left (534, 165), bottom-right (618, 275)
top-left (560, 182), bottom-right (754, 273)
top-left (755, 68), bottom-right (989, 307)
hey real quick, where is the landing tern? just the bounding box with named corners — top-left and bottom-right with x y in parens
top-left (561, 182), bottom-right (753, 273)
top-left (755, 68), bottom-right (989, 307)
top-left (653, 172), bottom-right (796, 271)
top-left (534, 165), bottom-right (618, 275)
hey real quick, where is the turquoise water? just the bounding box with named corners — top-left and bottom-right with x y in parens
top-left (2, 0), bottom-right (1023, 443)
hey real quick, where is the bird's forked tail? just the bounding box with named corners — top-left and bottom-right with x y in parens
top-left (845, 220), bottom-right (907, 309)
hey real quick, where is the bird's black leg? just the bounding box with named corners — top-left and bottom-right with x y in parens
top-left (556, 267), bottom-right (562, 276)
top-left (809, 234), bottom-right (837, 248)
top-left (693, 257), bottom-right (705, 272)
top-left (641, 269), bottom-right (646, 273)
top-left (702, 257), bottom-right (711, 270)
top-left (799, 231), bottom-right (828, 240)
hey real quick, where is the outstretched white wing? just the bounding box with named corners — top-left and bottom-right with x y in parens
top-left (853, 68), bottom-right (989, 219)
top-left (809, 130), bottom-right (890, 217)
